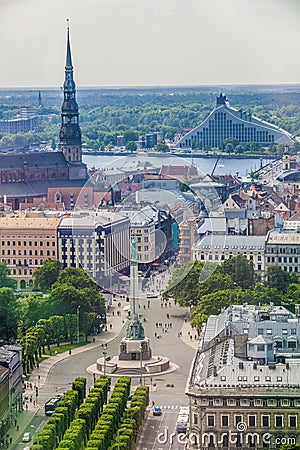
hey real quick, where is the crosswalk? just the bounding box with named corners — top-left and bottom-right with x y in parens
top-left (155, 405), bottom-right (184, 410)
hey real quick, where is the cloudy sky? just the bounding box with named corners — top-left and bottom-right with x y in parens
top-left (0, 0), bottom-right (300, 87)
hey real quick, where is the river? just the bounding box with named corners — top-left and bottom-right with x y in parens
top-left (82, 154), bottom-right (276, 177)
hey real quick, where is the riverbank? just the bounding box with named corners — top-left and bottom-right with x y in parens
top-left (83, 150), bottom-right (279, 159)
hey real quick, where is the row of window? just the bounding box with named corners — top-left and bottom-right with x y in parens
top-left (202, 398), bottom-right (299, 407)
top-left (203, 413), bottom-right (297, 429)
top-left (1, 258), bottom-right (44, 267)
top-left (1, 250), bottom-right (55, 256)
top-left (1, 240), bottom-right (55, 246)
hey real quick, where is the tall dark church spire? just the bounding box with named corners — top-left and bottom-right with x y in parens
top-left (59, 20), bottom-right (82, 166)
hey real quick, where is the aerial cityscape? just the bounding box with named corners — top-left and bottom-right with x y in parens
top-left (1, 2), bottom-right (300, 450)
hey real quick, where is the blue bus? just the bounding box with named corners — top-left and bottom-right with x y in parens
top-left (44, 395), bottom-right (62, 416)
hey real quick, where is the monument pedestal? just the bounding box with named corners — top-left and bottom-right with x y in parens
top-left (119, 337), bottom-right (152, 361)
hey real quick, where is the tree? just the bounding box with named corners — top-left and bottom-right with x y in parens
top-left (33, 259), bottom-right (63, 292)
top-left (154, 142), bottom-right (169, 153)
top-left (0, 287), bottom-right (19, 341)
top-left (219, 254), bottom-right (255, 290)
top-left (48, 267), bottom-right (106, 319)
top-left (125, 141), bottom-right (137, 152)
top-left (191, 288), bottom-right (243, 330)
top-left (265, 266), bottom-right (297, 293)
top-left (0, 262), bottom-right (17, 289)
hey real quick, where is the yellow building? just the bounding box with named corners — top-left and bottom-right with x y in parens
top-left (0, 214), bottom-right (60, 288)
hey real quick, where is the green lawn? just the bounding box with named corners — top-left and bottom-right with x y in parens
top-left (42, 341), bottom-right (90, 356)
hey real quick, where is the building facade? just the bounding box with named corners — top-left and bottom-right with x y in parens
top-left (0, 345), bottom-right (23, 424)
top-left (57, 212), bottom-right (130, 288)
top-left (187, 304), bottom-right (300, 449)
top-left (193, 235), bottom-right (266, 274)
top-left (176, 93), bottom-right (294, 149)
top-left (0, 214), bottom-right (60, 288)
top-left (265, 230), bottom-right (300, 274)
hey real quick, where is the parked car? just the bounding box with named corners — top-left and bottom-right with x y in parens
top-left (22, 433), bottom-right (31, 442)
top-left (153, 407), bottom-right (162, 416)
top-left (147, 293), bottom-right (158, 298)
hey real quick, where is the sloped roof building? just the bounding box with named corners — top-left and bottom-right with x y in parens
top-left (0, 24), bottom-right (87, 210)
top-left (176, 93), bottom-right (295, 149)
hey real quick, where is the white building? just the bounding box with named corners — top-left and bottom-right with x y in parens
top-left (187, 304), bottom-right (300, 449)
top-left (193, 234), bottom-right (266, 274)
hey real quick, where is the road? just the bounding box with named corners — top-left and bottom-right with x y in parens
top-left (14, 271), bottom-right (196, 450)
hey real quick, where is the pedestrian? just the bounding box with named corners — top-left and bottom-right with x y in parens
top-left (112, 311), bottom-right (115, 316)
top-left (25, 403), bottom-right (28, 410)
top-left (155, 332), bottom-right (157, 337)
top-left (109, 324), bottom-right (112, 329)
top-left (16, 425), bottom-right (19, 432)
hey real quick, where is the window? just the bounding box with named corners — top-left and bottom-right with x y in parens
top-left (288, 340), bottom-right (297, 349)
top-left (277, 377), bottom-right (282, 382)
top-left (265, 376), bottom-right (271, 382)
top-left (221, 415), bottom-right (229, 427)
top-left (289, 416), bottom-right (297, 428)
top-left (275, 416), bottom-right (283, 428)
top-left (291, 328), bottom-right (296, 335)
top-left (262, 416), bottom-right (270, 427)
top-left (248, 416), bottom-right (256, 427)
top-left (235, 415), bottom-right (243, 427)
top-left (193, 414), bottom-right (198, 425)
top-left (257, 344), bottom-right (265, 351)
top-left (207, 415), bottom-right (215, 427)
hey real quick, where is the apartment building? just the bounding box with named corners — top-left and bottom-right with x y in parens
top-left (179, 216), bottom-right (198, 263)
top-left (120, 205), bottom-right (175, 270)
top-left (187, 304), bottom-right (300, 449)
top-left (265, 229), bottom-right (300, 274)
top-left (57, 211), bottom-right (130, 288)
top-left (0, 214), bottom-right (60, 288)
top-left (193, 235), bottom-right (266, 274)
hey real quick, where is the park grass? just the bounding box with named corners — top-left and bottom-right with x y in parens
top-left (43, 341), bottom-right (90, 356)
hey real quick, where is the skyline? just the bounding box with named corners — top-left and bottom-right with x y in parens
top-left (0, 0), bottom-right (300, 88)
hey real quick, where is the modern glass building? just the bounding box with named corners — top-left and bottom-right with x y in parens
top-left (175, 93), bottom-right (295, 149)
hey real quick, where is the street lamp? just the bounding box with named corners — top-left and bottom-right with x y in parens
top-left (77, 306), bottom-right (80, 344)
top-left (140, 343), bottom-right (143, 386)
top-left (31, 423), bottom-right (43, 446)
top-left (103, 351), bottom-right (107, 377)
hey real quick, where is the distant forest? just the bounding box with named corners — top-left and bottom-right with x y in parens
top-left (1, 84), bottom-right (300, 152)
